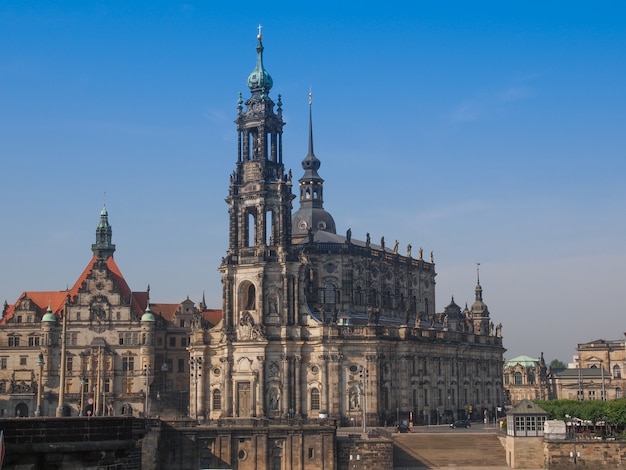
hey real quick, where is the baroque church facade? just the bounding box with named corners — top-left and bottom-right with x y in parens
top-left (189, 32), bottom-right (506, 428)
top-left (0, 32), bottom-right (505, 433)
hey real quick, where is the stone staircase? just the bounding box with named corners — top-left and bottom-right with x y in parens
top-left (393, 432), bottom-right (508, 469)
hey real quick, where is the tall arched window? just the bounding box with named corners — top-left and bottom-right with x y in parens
top-left (212, 389), bottom-right (222, 411)
top-left (514, 372), bottom-right (523, 385)
top-left (241, 282), bottom-right (256, 310)
top-left (322, 283), bottom-right (336, 304)
top-left (310, 388), bottom-right (320, 411)
top-left (614, 365), bottom-right (622, 379)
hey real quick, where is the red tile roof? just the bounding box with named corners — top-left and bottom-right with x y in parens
top-left (1, 255), bottom-right (147, 324)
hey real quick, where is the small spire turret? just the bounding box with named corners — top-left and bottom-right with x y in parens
top-left (91, 205), bottom-right (116, 260)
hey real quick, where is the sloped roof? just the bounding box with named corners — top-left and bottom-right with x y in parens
top-left (202, 309), bottom-right (222, 326)
top-left (507, 399), bottom-right (549, 416)
top-left (1, 255), bottom-right (146, 324)
top-left (151, 303), bottom-right (180, 321)
top-left (505, 355), bottom-right (539, 368)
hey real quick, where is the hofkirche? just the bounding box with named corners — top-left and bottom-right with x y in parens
top-left (0, 29), bottom-right (504, 463)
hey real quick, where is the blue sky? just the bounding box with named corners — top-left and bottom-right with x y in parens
top-left (1, 1), bottom-right (625, 364)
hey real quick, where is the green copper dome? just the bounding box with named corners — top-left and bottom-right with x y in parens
top-left (247, 33), bottom-right (273, 92)
top-left (141, 305), bottom-right (155, 322)
top-left (42, 305), bottom-right (57, 323)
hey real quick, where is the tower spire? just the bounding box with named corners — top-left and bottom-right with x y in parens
top-left (91, 205), bottom-right (116, 260)
top-left (475, 262), bottom-right (483, 301)
top-left (247, 26), bottom-right (273, 94)
top-left (291, 91), bottom-right (336, 240)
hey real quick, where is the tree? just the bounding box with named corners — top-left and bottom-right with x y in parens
top-left (549, 359), bottom-right (566, 370)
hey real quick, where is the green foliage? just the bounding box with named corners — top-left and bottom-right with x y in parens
top-left (549, 359), bottom-right (566, 370)
top-left (533, 398), bottom-right (626, 426)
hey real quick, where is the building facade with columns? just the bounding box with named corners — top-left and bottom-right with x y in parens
top-left (0, 207), bottom-right (217, 418)
top-left (188, 32), bottom-right (506, 428)
top-left (548, 339), bottom-right (626, 401)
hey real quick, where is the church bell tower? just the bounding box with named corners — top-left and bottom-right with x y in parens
top-left (227, 27), bottom-right (293, 260)
top-left (220, 28), bottom-right (295, 333)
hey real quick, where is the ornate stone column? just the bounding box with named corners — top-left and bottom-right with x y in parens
top-left (294, 354), bottom-right (302, 416)
top-left (281, 354), bottom-right (289, 417)
top-left (257, 356), bottom-right (265, 417)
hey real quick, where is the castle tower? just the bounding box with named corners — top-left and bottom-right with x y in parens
top-left (91, 206), bottom-right (115, 260)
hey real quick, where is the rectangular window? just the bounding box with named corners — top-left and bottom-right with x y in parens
top-left (119, 333), bottom-right (124, 345)
top-left (16, 315), bottom-right (22, 323)
top-left (424, 389), bottom-right (429, 406)
top-left (178, 358), bottom-right (185, 373)
top-left (71, 333), bottom-right (78, 346)
top-left (181, 337), bottom-right (188, 347)
top-left (28, 336), bottom-right (40, 347)
top-left (132, 333), bottom-right (138, 345)
top-left (66, 356), bottom-right (73, 372)
top-left (122, 357), bottom-right (135, 372)
top-left (0, 382), bottom-right (6, 393)
top-left (8, 337), bottom-right (20, 347)
top-left (308, 448), bottom-right (315, 459)
top-left (0, 358), bottom-right (7, 369)
top-left (122, 378), bottom-right (132, 394)
top-left (169, 337), bottom-right (177, 347)
top-left (589, 390), bottom-right (596, 400)
top-left (180, 320), bottom-right (185, 328)
top-left (20, 356), bottom-right (27, 366)
top-left (437, 389), bottom-right (443, 406)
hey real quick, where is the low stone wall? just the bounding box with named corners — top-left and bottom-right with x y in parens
top-left (337, 434), bottom-right (393, 470)
top-left (545, 439), bottom-right (626, 469)
top-left (0, 417), bottom-right (146, 469)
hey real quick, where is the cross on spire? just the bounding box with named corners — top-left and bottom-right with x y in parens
top-left (257, 24), bottom-right (263, 39)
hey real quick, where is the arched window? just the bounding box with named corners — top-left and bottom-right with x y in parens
top-left (354, 286), bottom-right (363, 306)
top-left (616, 387), bottom-right (622, 399)
top-left (241, 282), bottom-right (256, 310)
top-left (310, 388), bottom-right (320, 411)
top-left (514, 372), bottom-right (523, 385)
top-left (322, 283), bottom-right (336, 304)
top-left (614, 365), bottom-right (622, 379)
top-left (368, 289), bottom-right (378, 307)
top-left (212, 389), bottom-right (222, 411)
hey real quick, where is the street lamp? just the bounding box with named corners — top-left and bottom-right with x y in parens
top-left (565, 414), bottom-right (579, 465)
top-left (79, 377), bottom-right (87, 416)
top-left (35, 352), bottom-right (44, 416)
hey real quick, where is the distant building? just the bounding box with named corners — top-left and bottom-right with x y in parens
top-left (550, 339), bottom-right (626, 401)
top-left (503, 353), bottom-right (550, 405)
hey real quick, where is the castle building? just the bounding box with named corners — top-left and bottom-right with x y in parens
top-left (0, 207), bottom-right (218, 418)
top-left (189, 31), bottom-right (506, 427)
